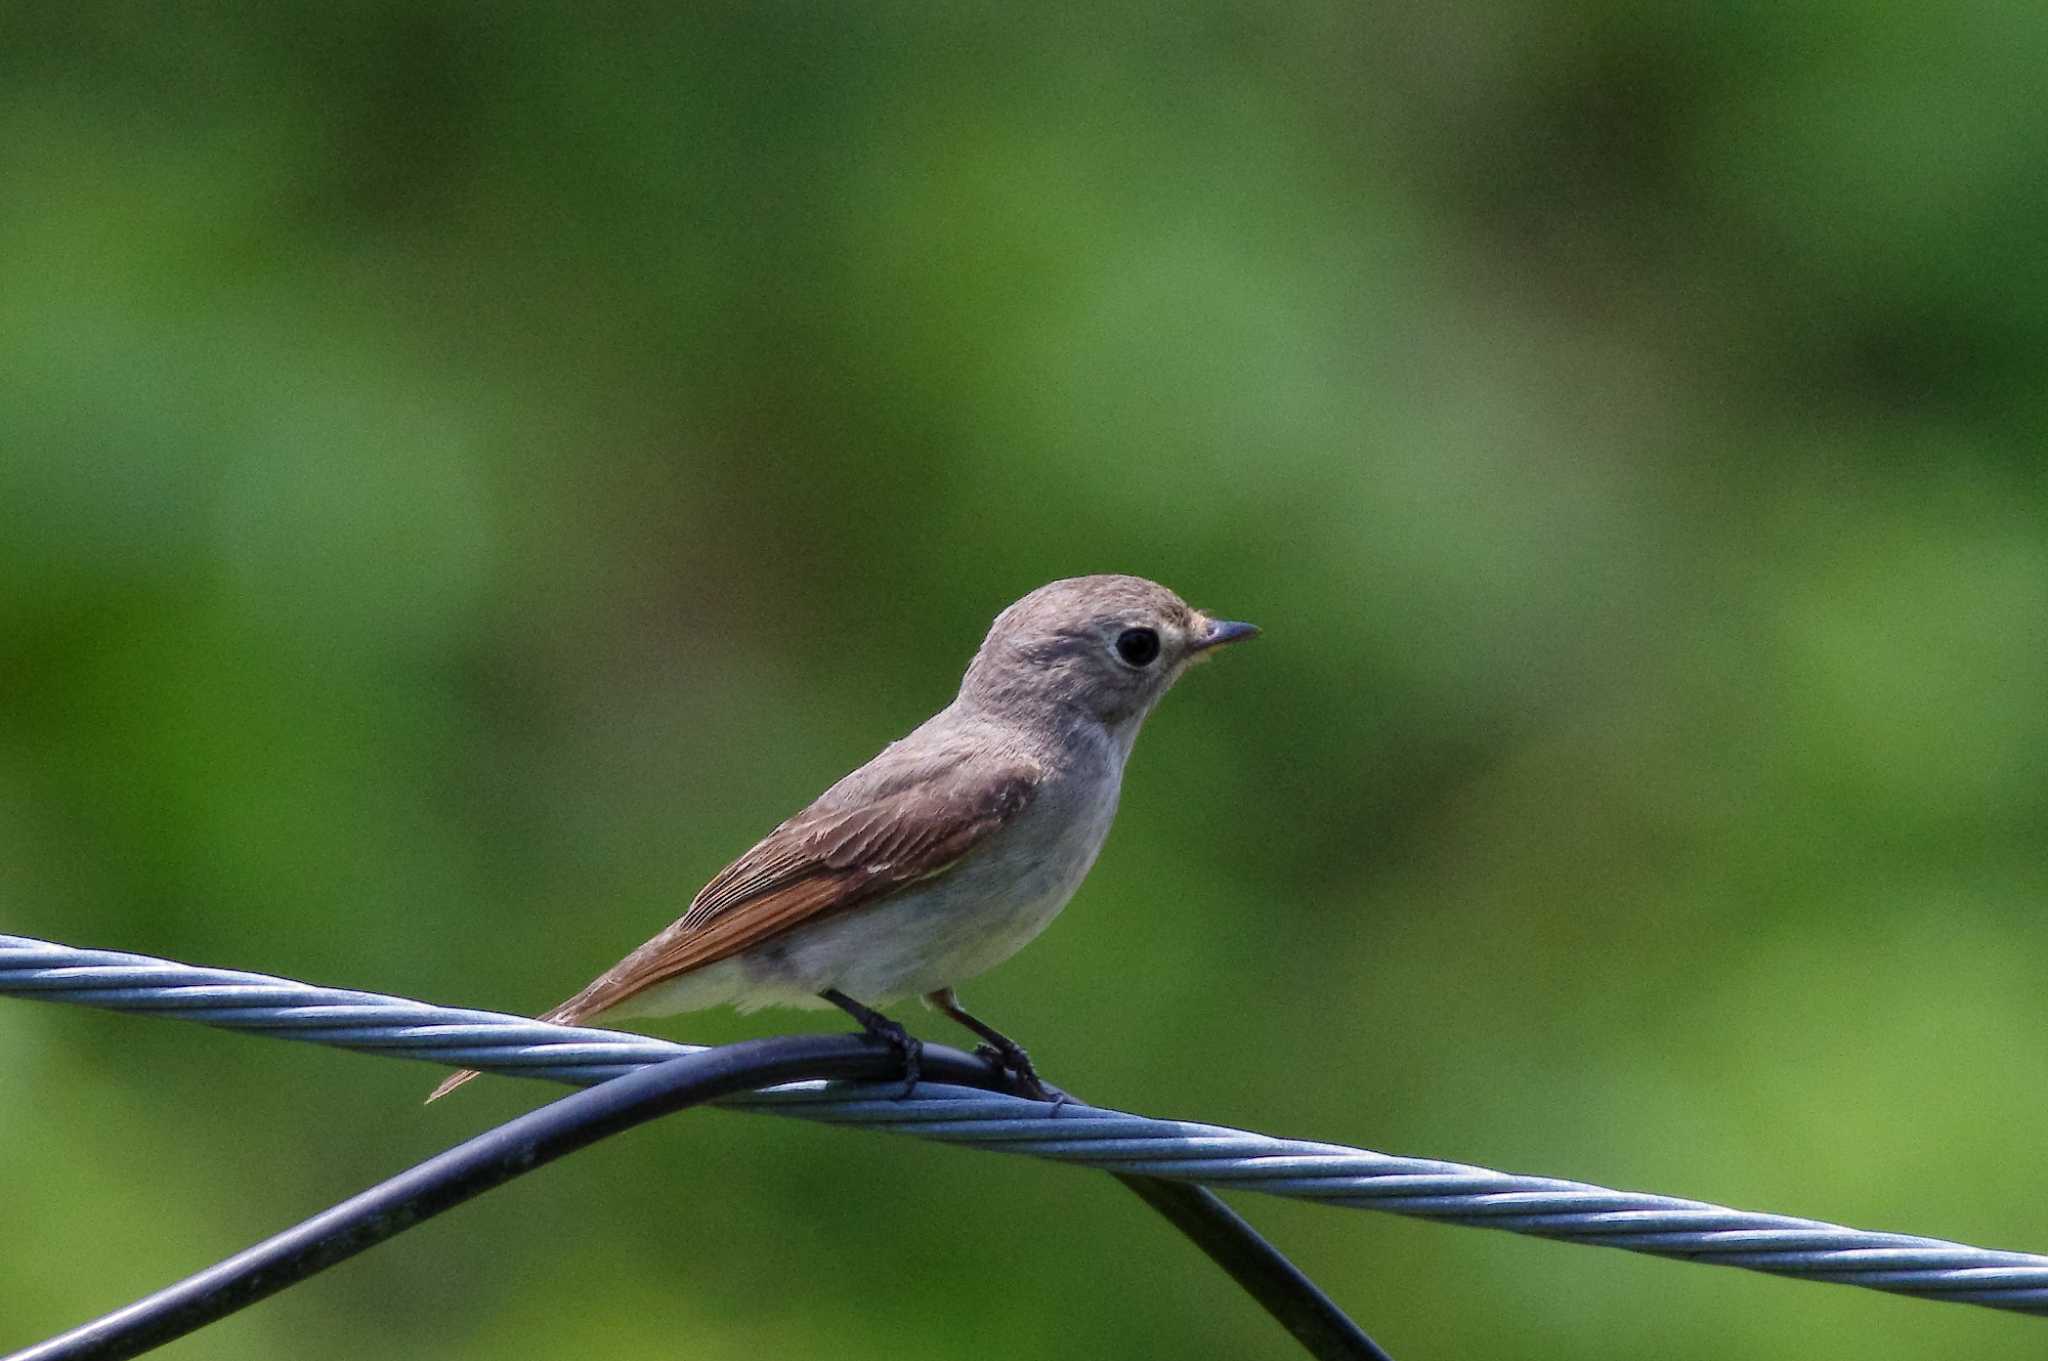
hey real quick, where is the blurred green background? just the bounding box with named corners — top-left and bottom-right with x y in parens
top-left (4, 4), bottom-right (2046, 1358)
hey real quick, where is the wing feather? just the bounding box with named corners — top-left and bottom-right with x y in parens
top-left (544, 754), bottom-right (1040, 1026)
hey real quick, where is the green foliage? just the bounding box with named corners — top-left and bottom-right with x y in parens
top-left (3, 4), bottom-right (2044, 1357)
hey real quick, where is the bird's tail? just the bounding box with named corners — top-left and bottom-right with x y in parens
top-left (424, 1066), bottom-right (480, 1103)
top-left (423, 995), bottom-right (591, 1104)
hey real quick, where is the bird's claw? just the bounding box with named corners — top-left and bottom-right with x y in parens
top-left (870, 1018), bottom-right (922, 1098)
top-left (973, 1041), bottom-right (1068, 1109)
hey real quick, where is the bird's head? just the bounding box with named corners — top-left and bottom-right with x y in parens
top-left (959, 574), bottom-right (1258, 732)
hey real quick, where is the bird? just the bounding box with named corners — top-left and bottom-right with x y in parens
top-left (427, 574), bottom-right (1257, 1104)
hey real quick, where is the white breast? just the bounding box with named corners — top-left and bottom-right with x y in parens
top-left (658, 724), bottom-right (1129, 1012)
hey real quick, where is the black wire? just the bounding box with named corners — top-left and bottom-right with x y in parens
top-left (1118, 1176), bottom-right (1394, 1361)
top-left (4, 1036), bottom-right (1389, 1361)
top-left (5, 1036), bottom-right (885, 1361)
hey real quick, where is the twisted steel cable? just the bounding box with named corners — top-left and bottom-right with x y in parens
top-left (6, 934), bottom-right (2046, 1316)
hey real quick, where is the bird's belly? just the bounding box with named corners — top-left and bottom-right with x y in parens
top-left (745, 874), bottom-right (1073, 1008)
top-left (604, 873), bottom-right (1079, 1020)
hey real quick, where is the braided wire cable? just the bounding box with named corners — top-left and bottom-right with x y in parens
top-left (6, 934), bottom-right (2046, 1317)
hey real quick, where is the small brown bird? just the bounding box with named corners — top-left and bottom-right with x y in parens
top-left (428, 574), bottom-right (1256, 1103)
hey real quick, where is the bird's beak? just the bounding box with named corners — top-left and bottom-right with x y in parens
top-left (1190, 616), bottom-right (1260, 652)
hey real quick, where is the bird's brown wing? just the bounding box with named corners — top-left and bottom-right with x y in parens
top-left (540, 752), bottom-right (1042, 1027)
top-left (424, 748), bottom-right (1042, 1102)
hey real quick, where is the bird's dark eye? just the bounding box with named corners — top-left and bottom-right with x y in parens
top-left (1114, 627), bottom-right (1161, 667)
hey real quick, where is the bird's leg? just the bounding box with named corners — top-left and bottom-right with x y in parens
top-left (925, 988), bottom-right (1063, 1105)
top-left (819, 989), bottom-right (921, 1097)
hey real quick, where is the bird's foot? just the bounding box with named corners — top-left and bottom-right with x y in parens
top-left (973, 1041), bottom-right (1068, 1109)
top-left (868, 1015), bottom-right (923, 1098)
